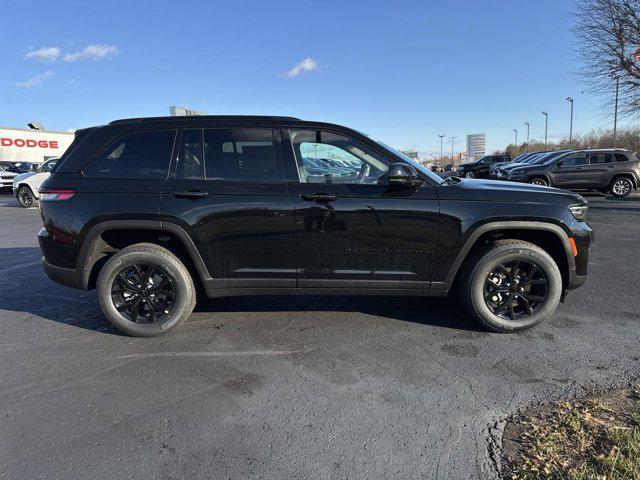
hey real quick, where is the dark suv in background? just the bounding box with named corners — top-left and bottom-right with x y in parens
top-left (493, 150), bottom-right (572, 181)
top-left (38, 116), bottom-right (591, 336)
top-left (507, 149), bottom-right (639, 196)
top-left (456, 154), bottom-right (510, 178)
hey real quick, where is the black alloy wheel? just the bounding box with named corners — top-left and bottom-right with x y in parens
top-left (17, 186), bottom-right (34, 208)
top-left (111, 264), bottom-right (175, 324)
top-left (483, 260), bottom-right (548, 321)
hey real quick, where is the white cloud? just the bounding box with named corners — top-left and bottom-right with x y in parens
top-left (66, 78), bottom-right (79, 87)
top-left (16, 70), bottom-right (54, 89)
top-left (25, 46), bottom-right (61, 61)
top-left (64, 44), bottom-right (118, 62)
top-left (284, 57), bottom-right (318, 77)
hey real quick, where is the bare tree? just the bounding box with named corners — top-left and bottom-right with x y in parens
top-left (573, 0), bottom-right (640, 118)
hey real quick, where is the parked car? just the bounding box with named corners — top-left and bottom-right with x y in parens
top-left (444, 164), bottom-right (453, 172)
top-left (39, 115), bottom-right (592, 336)
top-left (507, 149), bottom-right (639, 196)
top-left (493, 151), bottom-right (572, 181)
top-left (0, 166), bottom-right (18, 191)
top-left (456, 154), bottom-right (510, 178)
top-left (12, 157), bottom-right (59, 207)
top-left (490, 152), bottom-right (546, 178)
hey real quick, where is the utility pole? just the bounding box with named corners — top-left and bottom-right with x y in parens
top-left (450, 136), bottom-right (456, 162)
top-left (524, 122), bottom-right (530, 145)
top-left (542, 111), bottom-right (548, 147)
top-left (613, 76), bottom-right (619, 147)
top-left (513, 128), bottom-right (518, 147)
top-left (438, 134), bottom-right (445, 162)
top-left (566, 97), bottom-right (574, 148)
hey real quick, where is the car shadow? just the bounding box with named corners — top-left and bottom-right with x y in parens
top-left (0, 246), bottom-right (481, 335)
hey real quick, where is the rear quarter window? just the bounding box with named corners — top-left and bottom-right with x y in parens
top-left (84, 130), bottom-right (176, 178)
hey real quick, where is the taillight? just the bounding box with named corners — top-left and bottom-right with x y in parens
top-left (38, 188), bottom-right (75, 201)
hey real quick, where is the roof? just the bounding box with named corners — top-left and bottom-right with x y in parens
top-left (109, 115), bottom-right (302, 125)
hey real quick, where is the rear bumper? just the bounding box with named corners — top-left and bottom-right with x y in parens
top-left (42, 258), bottom-right (85, 290)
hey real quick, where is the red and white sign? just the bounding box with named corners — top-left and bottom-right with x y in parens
top-left (0, 127), bottom-right (73, 164)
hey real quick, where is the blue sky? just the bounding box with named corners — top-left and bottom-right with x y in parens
top-left (1, 0), bottom-right (625, 156)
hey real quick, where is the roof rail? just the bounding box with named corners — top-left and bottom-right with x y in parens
top-left (109, 115), bottom-right (302, 125)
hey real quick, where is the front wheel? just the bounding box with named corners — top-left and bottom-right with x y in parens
top-left (464, 171), bottom-right (475, 178)
top-left (460, 240), bottom-right (562, 332)
top-left (17, 186), bottom-right (35, 208)
top-left (529, 177), bottom-right (549, 187)
top-left (610, 177), bottom-right (633, 197)
top-left (96, 243), bottom-right (196, 336)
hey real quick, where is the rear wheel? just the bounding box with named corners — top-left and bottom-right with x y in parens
top-left (460, 240), bottom-right (562, 332)
top-left (17, 186), bottom-right (35, 208)
top-left (97, 243), bottom-right (196, 336)
top-left (609, 177), bottom-right (633, 197)
top-left (465, 171), bottom-right (475, 178)
top-left (529, 177), bottom-right (549, 187)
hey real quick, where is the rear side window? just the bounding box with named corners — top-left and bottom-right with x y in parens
top-left (84, 130), bottom-right (176, 178)
top-left (589, 153), bottom-right (614, 164)
top-left (204, 129), bottom-right (276, 182)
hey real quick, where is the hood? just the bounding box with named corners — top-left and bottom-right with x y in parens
top-left (13, 171), bottom-right (36, 182)
top-left (438, 177), bottom-right (586, 205)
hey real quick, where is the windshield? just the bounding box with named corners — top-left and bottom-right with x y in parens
top-left (372, 140), bottom-right (444, 184)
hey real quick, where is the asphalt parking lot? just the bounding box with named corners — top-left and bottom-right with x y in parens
top-left (1, 191), bottom-right (639, 479)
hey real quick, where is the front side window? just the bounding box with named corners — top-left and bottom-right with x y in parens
top-left (289, 130), bottom-right (389, 184)
top-left (560, 154), bottom-right (587, 167)
top-left (204, 129), bottom-right (276, 182)
top-left (84, 130), bottom-right (175, 178)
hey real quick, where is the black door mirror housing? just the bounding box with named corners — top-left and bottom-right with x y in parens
top-left (388, 163), bottom-right (422, 187)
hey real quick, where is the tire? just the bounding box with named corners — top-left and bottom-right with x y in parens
top-left (459, 240), bottom-right (562, 332)
top-left (96, 243), bottom-right (196, 337)
top-left (17, 185), bottom-right (35, 208)
top-left (529, 177), bottom-right (549, 187)
top-left (609, 176), bottom-right (633, 197)
top-left (465, 171), bottom-right (475, 178)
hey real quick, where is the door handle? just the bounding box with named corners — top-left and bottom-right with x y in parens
top-left (173, 191), bottom-right (210, 199)
top-left (301, 193), bottom-right (337, 202)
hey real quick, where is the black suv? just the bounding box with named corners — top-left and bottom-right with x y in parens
top-left (507, 149), bottom-right (640, 196)
top-left (38, 116), bottom-right (592, 336)
top-left (456, 154), bottom-right (510, 178)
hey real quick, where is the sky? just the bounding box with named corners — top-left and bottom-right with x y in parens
top-left (1, 0), bottom-right (628, 157)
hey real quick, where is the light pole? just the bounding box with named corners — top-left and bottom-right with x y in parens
top-left (513, 128), bottom-right (518, 147)
top-left (542, 111), bottom-right (548, 147)
top-left (438, 134), bottom-right (445, 162)
top-left (613, 76), bottom-right (619, 147)
top-left (524, 122), bottom-right (530, 145)
top-left (450, 136), bottom-right (456, 162)
top-left (566, 97), bottom-right (574, 148)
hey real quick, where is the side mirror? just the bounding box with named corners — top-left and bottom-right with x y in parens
top-left (388, 163), bottom-right (421, 187)
top-left (555, 161), bottom-right (564, 168)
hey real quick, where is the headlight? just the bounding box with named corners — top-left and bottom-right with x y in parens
top-left (569, 204), bottom-right (588, 221)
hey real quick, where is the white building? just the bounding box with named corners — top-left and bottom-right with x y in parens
top-left (0, 125), bottom-right (74, 165)
top-left (466, 133), bottom-right (486, 161)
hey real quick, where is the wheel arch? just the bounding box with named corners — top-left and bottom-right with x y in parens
top-left (78, 220), bottom-right (211, 290)
top-left (432, 221), bottom-right (575, 293)
top-left (609, 172), bottom-right (637, 189)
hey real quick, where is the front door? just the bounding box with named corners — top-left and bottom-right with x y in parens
top-left (550, 153), bottom-right (588, 188)
top-left (160, 127), bottom-right (297, 293)
top-left (283, 128), bottom-right (439, 291)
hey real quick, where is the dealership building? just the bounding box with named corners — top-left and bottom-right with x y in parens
top-left (0, 124), bottom-right (74, 166)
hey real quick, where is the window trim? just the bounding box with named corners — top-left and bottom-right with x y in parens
top-left (82, 128), bottom-right (177, 180)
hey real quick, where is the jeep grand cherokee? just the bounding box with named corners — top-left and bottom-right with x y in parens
top-left (38, 116), bottom-right (592, 336)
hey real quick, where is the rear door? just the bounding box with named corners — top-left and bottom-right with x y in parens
top-left (283, 128), bottom-right (439, 291)
top-left (160, 127), bottom-right (297, 293)
top-left (583, 152), bottom-right (615, 188)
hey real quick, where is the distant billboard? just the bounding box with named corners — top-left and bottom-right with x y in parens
top-left (466, 133), bottom-right (486, 160)
top-left (169, 106), bottom-right (207, 116)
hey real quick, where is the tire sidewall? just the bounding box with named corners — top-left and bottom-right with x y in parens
top-left (97, 249), bottom-right (193, 336)
top-left (529, 177), bottom-right (548, 187)
top-left (465, 171), bottom-right (475, 178)
top-left (469, 247), bottom-right (562, 332)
